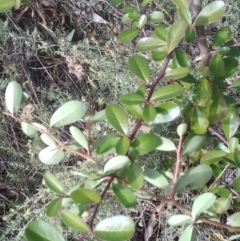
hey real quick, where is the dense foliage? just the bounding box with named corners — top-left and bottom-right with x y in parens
top-left (2, 0), bottom-right (240, 240)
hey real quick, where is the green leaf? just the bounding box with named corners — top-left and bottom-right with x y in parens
top-left (223, 57), bottom-right (238, 78)
top-left (179, 225), bottom-right (197, 241)
top-left (5, 81), bottom-right (23, 114)
top-left (122, 5), bottom-right (136, 13)
top-left (61, 210), bottom-right (90, 232)
top-left (200, 150), bottom-right (226, 164)
top-left (70, 189), bottom-right (101, 204)
top-left (218, 46), bottom-right (231, 55)
top-left (193, 1), bottom-right (226, 26)
top-left (177, 7), bottom-right (191, 24)
top-left (153, 24), bottom-right (168, 41)
top-left (175, 48), bottom-right (190, 67)
top-left (229, 79), bottom-right (240, 89)
top-left (157, 136), bottom-right (176, 151)
top-left (21, 122), bottom-right (37, 137)
top-left (120, 93), bottom-right (145, 105)
top-left (167, 20), bottom-right (188, 52)
top-left (227, 212), bottom-right (240, 227)
top-left (70, 126), bottom-right (88, 149)
top-left (153, 102), bottom-right (180, 124)
top-left (118, 28), bottom-right (139, 43)
top-left (40, 134), bottom-right (57, 147)
top-left (229, 234), bottom-right (240, 241)
top-left (167, 215), bottom-right (192, 227)
top-left (195, 79), bottom-right (212, 107)
top-left (46, 198), bottom-right (62, 217)
top-left (136, 37), bottom-right (166, 52)
top-left (94, 216), bottom-right (135, 241)
top-left (181, 133), bottom-right (206, 156)
top-left (104, 155), bottom-right (130, 174)
top-left (191, 107), bottom-right (209, 134)
top-left (138, 15), bottom-right (147, 28)
top-left (131, 133), bottom-right (161, 156)
top-left (214, 194), bottom-right (232, 214)
top-left (209, 53), bottom-right (225, 76)
top-left (222, 107), bottom-right (240, 139)
top-left (165, 68), bottom-right (189, 79)
top-left (143, 104), bottom-right (157, 122)
top-left (177, 123), bottom-right (188, 137)
top-left (50, 101), bottom-right (85, 128)
top-left (0, 0), bottom-right (15, 12)
top-left (234, 151), bottom-right (240, 168)
top-left (112, 183), bottom-right (137, 208)
top-left (24, 220), bottom-right (65, 241)
top-left (128, 11), bottom-right (141, 20)
top-left (212, 27), bottom-right (232, 49)
top-left (109, 0), bottom-right (124, 6)
top-left (126, 105), bottom-right (143, 119)
top-left (175, 164), bottom-right (212, 192)
top-left (233, 177), bottom-right (240, 192)
top-left (185, 27), bottom-right (196, 43)
top-left (43, 172), bottom-right (65, 194)
top-left (192, 193), bottom-right (216, 220)
top-left (148, 11), bottom-right (164, 23)
top-left (144, 168), bottom-right (169, 190)
top-left (116, 136), bottom-right (130, 155)
top-left (172, 0), bottom-right (188, 8)
top-left (127, 162), bottom-right (144, 189)
top-left (105, 105), bottom-right (128, 135)
top-left (151, 51), bottom-right (167, 61)
top-left (39, 147), bottom-right (64, 165)
top-left (151, 84), bottom-right (184, 101)
top-left (128, 55), bottom-right (150, 82)
top-left (93, 133), bottom-right (119, 153)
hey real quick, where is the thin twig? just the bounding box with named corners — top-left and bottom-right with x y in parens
top-left (208, 126), bottom-right (228, 145)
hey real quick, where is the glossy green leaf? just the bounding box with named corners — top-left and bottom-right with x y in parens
top-left (193, 1), bottom-right (226, 26)
top-left (175, 48), bottom-right (190, 67)
top-left (40, 133), bottom-right (57, 147)
top-left (153, 102), bottom-right (180, 124)
top-left (177, 123), bottom-right (188, 137)
top-left (136, 37), bottom-right (166, 52)
top-left (121, 14), bottom-right (133, 24)
top-left (70, 189), bottom-right (101, 204)
top-left (151, 51), bottom-right (167, 61)
top-left (167, 20), bottom-right (188, 52)
top-left (104, 155), bottom-right (130, 174)
top-left (229, 79), bottom-right (240, 89)
top-left (209, 53), bottom-right (225, 76)
top-left (185, 27), bottom-right (196, 43)
top-left (43, 172), bottom-right (65, 194)
top-left (177, 7), bottom-right (191, 24)
top-left (181, 133), bottom-right (206, 156)
top-left (126, 105), bottom-right (143, 119)
top-left (143, 104), bottom-right (157, 122)
top-left (24, 220), bottom-right (65, 241)
top-left (21, 122), bottom-right (37, 137)
top-left (50, 101), bottom-right (85, 128)
top-left (127, 162), bottom-right (144, 189)
top-left (179, 225), bottom-right (197, 241)
top-left (118, 28), bottom-right (139, 43)
top-left (61, 210), bottom-right (90, 232)
top-left (148, 11), bottom-right (164, 23)
top-left (167, 215), bottom-right (192, 227)
top-left (105, 105), bottom-right (128, 135)
top-left (222, 107), bottom-right (240, 139)
top-left (5, 81), bottom-right (22, 114)
top-left (212, 27), bottom-right (232, 49)
top-left (218, 46), bottom-right (231, 55)
top-left (112, 183), bottom-right (137, 208)
top-left (144, 168), bottom-right (169, 189)
top-left (233, 177), bottom-right (240, 192)
top-left (131, 133), bottom-right (161, 156)
top-left (157, 136), bottom-right (176, 151)
top-left (120, 93), bottom-right (145, 105)
top-left (136, 15), bottom-right (146, 28)
top-left (116, 136), bottom-right (130, 155)
top-left (151, 84), bottom-right (184, 101)
top-left (46, 198), bottom-right (62, 217)
top-left (122, 5), bottom-right (136, 13)
top-left (94, 216), bottom-right (135, 241)
top-left (128, 55), bottom-right (150, 82)
top-left (209, 93), bottom-right (227, 124)
top-left (172, 0), bottom-right (188, 8)
top-left (165, 68), bottom-right (189, 79)
top-left (234, 151), bottom-right (240, 168)
top-left (223, 57), bottom-right (238, 78)
top-left (214, 194), bottom-right (232, 214)
top-left (227, 212), bottom-right (240, 227)
top-left (195, 79), bottom-right (212, 107)
top-left (69, 126), bottom-right (88, 149)
top-left (39, 147), bottom-right (64, 165)
top-left (128, 11), bottom-right (141, 20)
top-left (192, 193), bottom-right (216, 219)
top-left (200, 150), bottom-right (226, 164)
top-left (175, 164), bottom-right (212, 192)
top-left (153, 24), bottom-right (168, 41)
top-left (191, 107), bottom-right (209, 134)
top-left (224, 47), bottom-right (240, 57)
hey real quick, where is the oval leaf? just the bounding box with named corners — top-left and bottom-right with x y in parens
top-left (21, 122), bottom-right (38, 137)
top-left (157, 136), bottom-right (176, 151)
top-left (118, 28), bottom-right (139, 43)
top-left (116, 136), bottom-right (130, 155)
top-left (46, 198), bottom-right (62, 217)
top-left (104, 155), bottom-right (130, 174)
top-left (127, 162), bottom-right (144, 189)
top-left (227, 212), bottom-right (240, 227)
top-left (70, 189), bottom-right (101, 204)
top-left (120, 93), bottom-right (145, 105)
top-left (70, 126), bottom-right (88, 149)
top-left (43, 172), bottom-right (65, 194)
top-left (40, 133), bottom-right (57, 147)
top-left (136, 37), bottom-right (166, 51)
top-left (179, 225), bottom-right (197, 241)
top-left (39, 147), bottom-right (64, 165)
top-left (212, 27), bottom-right (232, 49)
top-left (167, 215), bottom-right (192, 227)
top-left (165, 68), bottom-right (189, 79)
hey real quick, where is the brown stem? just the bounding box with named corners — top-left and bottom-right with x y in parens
top-left (208, 126), bottom-right (228, 144)
top-left (192, 0), bottom-right (210, 66)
